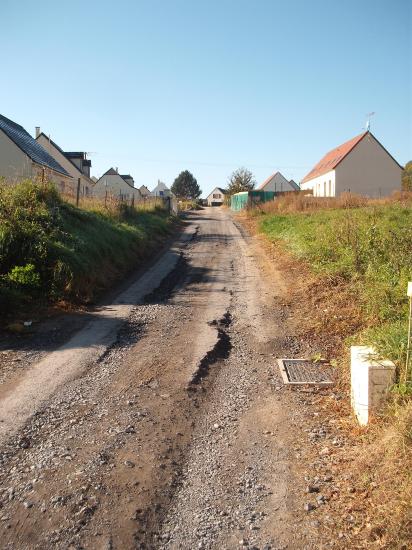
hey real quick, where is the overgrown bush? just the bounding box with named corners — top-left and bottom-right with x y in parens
top-left (0, 180), bottom-right (173, 314)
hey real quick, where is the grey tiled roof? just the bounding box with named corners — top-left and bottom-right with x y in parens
top-left (289, 179), bottom-right (300, 190)
top-left (0, 114), bottom-right (70, 176)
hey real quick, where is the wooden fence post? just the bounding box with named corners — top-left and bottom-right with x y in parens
top-left (76, 178), bottom-right (81, 207)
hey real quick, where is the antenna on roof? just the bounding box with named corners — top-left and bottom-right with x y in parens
top-left (365, 112), bottom-right (375, 132)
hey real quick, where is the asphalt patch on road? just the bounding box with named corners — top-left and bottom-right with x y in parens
top-left (143, 254), bottom-right (189, 305)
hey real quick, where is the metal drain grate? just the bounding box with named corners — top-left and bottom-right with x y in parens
top-left (277, 359), bottom-right (333, 386)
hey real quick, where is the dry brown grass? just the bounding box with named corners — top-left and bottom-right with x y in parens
top-left (250, 190), bottom-right (412, 215)
top-left (341, 401), bottom-right (412, 549)
top-left (61, 192), bottom-right (165, 215)
top-left (241, 213), bottom-right (412, 549)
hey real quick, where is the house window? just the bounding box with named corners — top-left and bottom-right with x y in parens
top-left (159, 190), bottom-right (164, 196)
top-left (213, 193), bottom-right (221, 198)
top-left (328, 180), bottom-right (332, 196)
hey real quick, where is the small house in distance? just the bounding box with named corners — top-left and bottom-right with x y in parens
top-left (206, 187), bottom-right (226, 206)
top-left (151, 180), bottom-right (172, 198)
top-left (139, 185), bottom-right (152, 198)
top-left (258, 171), bottom-right (300, 193)
top-left (0, 114), bottom-right (73, 191)
top-left (93, 168), bottom-right (142, 201)
top-left (300, 131), bottom-right (403, 198)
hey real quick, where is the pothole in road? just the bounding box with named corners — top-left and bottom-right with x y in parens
top-left (189, 312), bottom-right (233, 387)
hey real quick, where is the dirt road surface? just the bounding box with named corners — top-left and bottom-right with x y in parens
top-left (0, 207), bottom-right (320, 550)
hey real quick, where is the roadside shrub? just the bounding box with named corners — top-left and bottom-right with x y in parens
top-left (7, 264), bottom-right (41, 288)
top-left (0, 179), bottom-right (174, 314)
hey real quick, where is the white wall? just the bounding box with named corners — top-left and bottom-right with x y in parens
top-left (0, 130), bottom-right (33, 180)
top-left (37, 135), bottom-right (94, 196)
top-left (0, 130), bottom-right (73, 191)
top-left (300, 169), bottom-right (336, 197)
top-left (336, 134), bottom-right (402, 197)
top-left (93, 174), bottom-right (142, 201)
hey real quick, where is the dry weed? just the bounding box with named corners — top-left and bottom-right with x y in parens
top-left (251, 190), bottom-right (412, 216)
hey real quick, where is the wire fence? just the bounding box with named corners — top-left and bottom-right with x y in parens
top-left (62, 188), bottom-right (181, 216)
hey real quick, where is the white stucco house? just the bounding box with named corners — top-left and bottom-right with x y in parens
top-left (258, 171), bottom-right (300, 193)
top-left (93, 168), bottom-right (142, 201)
top-left (0, 114), bottom-right (73, 191)
top-left (206, 187), bottom-right (226, 206)
top-left (36, 130), bottom-right (94, 197)
top-left (151, 180), bottom-right (172, 198)
top-left (300, 131), bottom-right (403, 198)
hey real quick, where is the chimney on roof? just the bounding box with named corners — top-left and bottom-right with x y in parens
top-left (35, 126), bottom-right (40, 138)
top-left (115, 167), bottom-right (118, 173)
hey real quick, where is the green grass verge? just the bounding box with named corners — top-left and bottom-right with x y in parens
top-left (0, 180), bottom-right (175, 313)
top-left (259, 204), bottom-right (412, 371)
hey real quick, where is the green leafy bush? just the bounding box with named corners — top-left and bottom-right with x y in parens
top-left (0, 180), bottom-right (173, 313)
top-left (7, 264), bottom-right (41, 288)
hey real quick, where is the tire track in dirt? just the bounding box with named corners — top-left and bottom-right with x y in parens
top-left (0, 207), bottom-right (316, 550)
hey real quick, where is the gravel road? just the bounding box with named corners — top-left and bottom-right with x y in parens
top-left (0, 207), bottom-right (320, 549)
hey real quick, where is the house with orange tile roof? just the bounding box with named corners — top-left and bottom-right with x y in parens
top-left (300, 131), bottom-right (403, 198)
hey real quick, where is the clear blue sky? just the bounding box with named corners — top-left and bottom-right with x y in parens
top-left (1, 0), bottom-right (411, 196)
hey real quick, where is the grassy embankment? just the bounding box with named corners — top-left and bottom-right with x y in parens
top-left (257, 193), bottom-right (412, 373)
top-left (250, 192), bottom-right (412, 548)
top-left (0, 180), bottom-right (175, 316)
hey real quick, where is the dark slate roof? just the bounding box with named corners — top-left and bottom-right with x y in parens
top-left (289, 179), bottom-right (300, 190)
top-left (102, 167), bottom-right (118, 176)
top-left (0, 115), bottom-right (70, 176)
top-left (65, 152), bottom-right (85, 158)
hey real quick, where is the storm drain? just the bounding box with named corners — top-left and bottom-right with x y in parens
top-left (277, 359), bottom-right (333, 386)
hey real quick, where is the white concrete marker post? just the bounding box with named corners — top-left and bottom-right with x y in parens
top-left (406, 281), bottom-right (412, 384)
top-left (351, 346), bottom-right (396, 426)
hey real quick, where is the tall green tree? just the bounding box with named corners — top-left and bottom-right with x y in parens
top-left (402, 161), bottom-right (412, 191)
top-left (226, 167), bottom-right (256, 196)
top-left (171, 170), bottom-right (202, 199)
